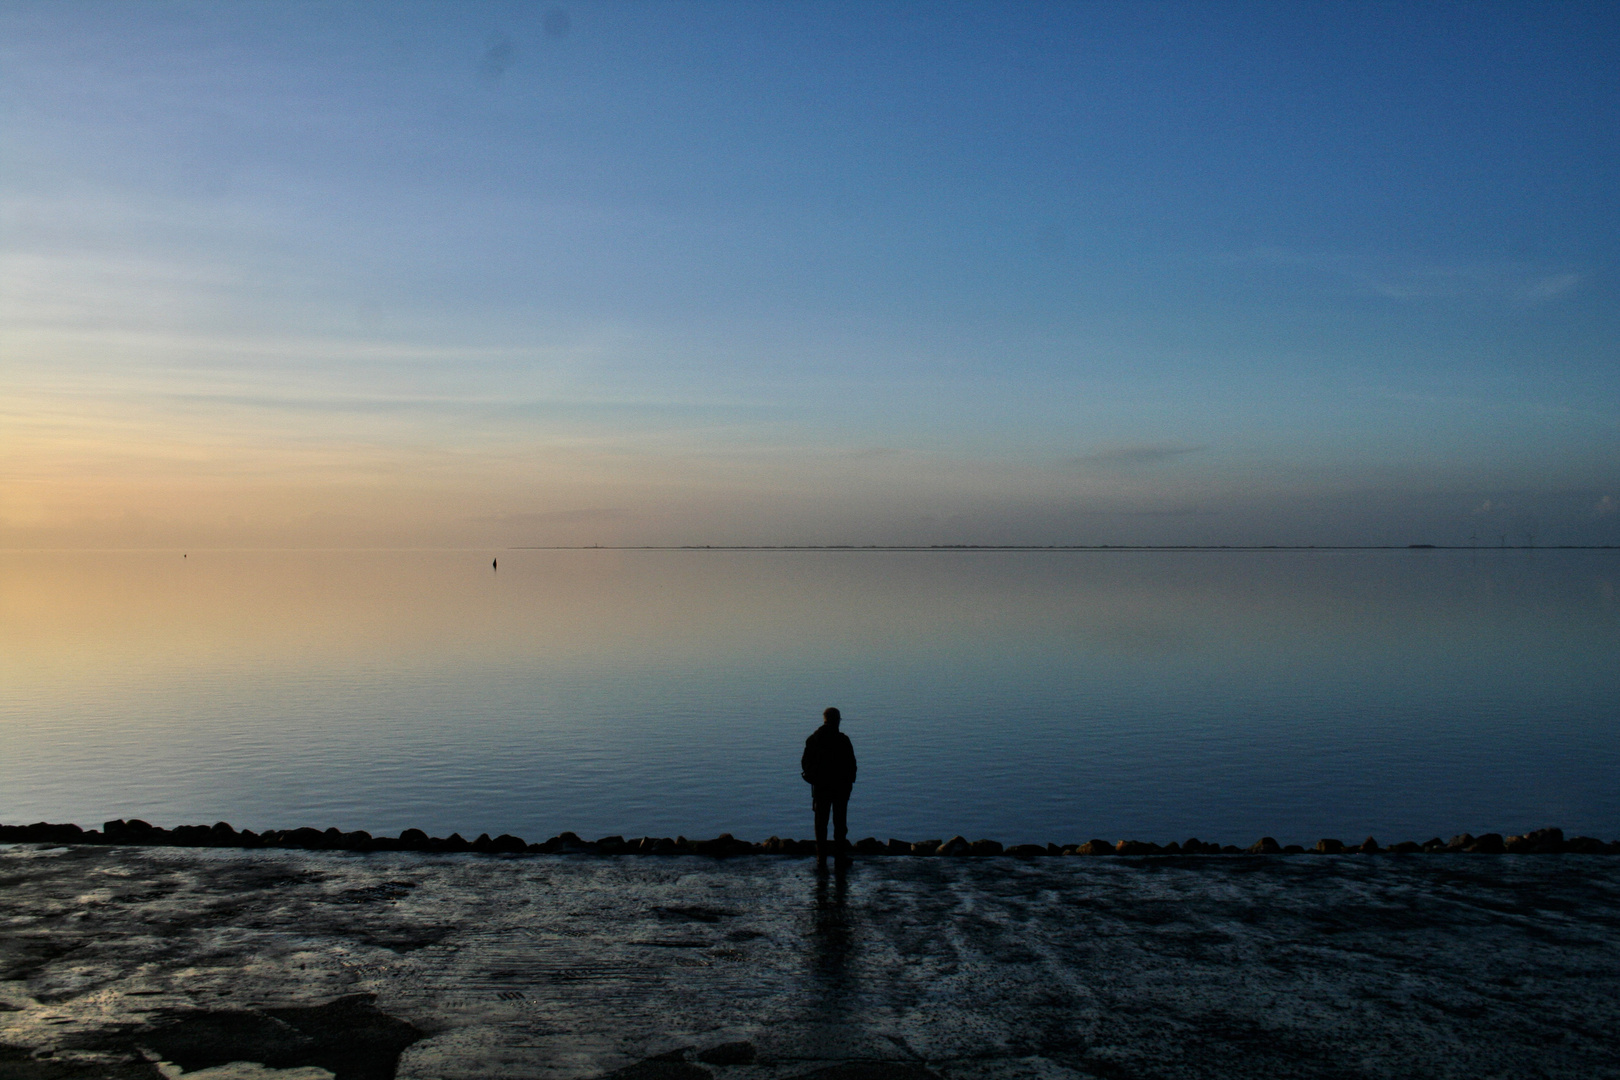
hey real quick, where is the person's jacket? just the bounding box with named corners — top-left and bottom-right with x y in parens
top-left (801, 726), bottom-right (857, 789)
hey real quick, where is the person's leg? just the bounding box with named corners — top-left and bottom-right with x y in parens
top-left (832, 796), bottom-right (848, 848)
top-left (813, 794), bottom-right (831, 859)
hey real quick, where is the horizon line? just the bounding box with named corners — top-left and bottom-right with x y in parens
top-left (3, 543), bottom-right (1615, 553)
top-left (511, 543), bottom-right (1619, 551)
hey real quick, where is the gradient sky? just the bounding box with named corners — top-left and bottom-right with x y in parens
top-left (3, 0), bottom-right (1617, 547)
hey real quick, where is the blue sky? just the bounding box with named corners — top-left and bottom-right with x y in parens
top-left (2, 0), bottom-right (1617, 545)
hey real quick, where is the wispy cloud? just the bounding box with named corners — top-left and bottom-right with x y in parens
top-left (1219, 247), bottom-right (1583, 309)
top-left (1074, 443), bottom-right (1206, 467)
top-left (1516, 273), bottom-right (1582, 305)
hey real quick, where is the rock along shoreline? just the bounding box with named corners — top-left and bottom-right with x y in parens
top-left (1, 820), bottom-right (1613, 856)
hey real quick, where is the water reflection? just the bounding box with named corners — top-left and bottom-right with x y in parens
top-left (805, 859), bottom-right (856, 1048)
top-left (1, 549), bottom-right (1616, 843)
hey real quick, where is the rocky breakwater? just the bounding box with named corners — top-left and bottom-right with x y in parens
top-left (2, 821), bottom-right (1615, 856)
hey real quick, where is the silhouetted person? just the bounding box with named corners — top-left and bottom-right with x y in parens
top-left (801, 707), bottom-right (857, 862)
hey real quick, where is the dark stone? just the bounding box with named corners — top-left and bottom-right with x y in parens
top-left (1077, 839), bottom-right (1114, 856)
top-left (1046, 843), bottom-right (1063, 855)
top-left (490, 833), bottom-right (527, 854)
top-left (1115, 840), bottom-right (1158, 855)
top-left (1391, 841), bottom-right (1423, 854)
top-left (853, 837), bottom-right (885, 855)
top-left (787, 1064), bottom-right (942, 1080)
top-left (170, 825), bottom-right (213, 846)
top-left (695, 1041), bottom-right (757, 1066)
top-left (1282, 845), bottom-right (1304, 854)
top-left (1356, 837), bottom-right (1381, 854)
top-left (280, 827), bottom-right (327, 850)
top-left (142, 1009), bottom-right (301, 1071)
top-left (1445, 833), bottom-right (1475, 852)
top-left (1505, 827), bottom-right (1564, 854)
top-left (5, 823), bottom-right (86, 845)
top-left (937, 836), bottom-right (972, 856)
top-left (103, 819), bottom-right (155, 844)
top-left (0, 1041), bottom-right (163, 1078)
top-left (1247, 837), bottom-right (1281, 854)
top-left (692, 834), bottom-right (749, 857)
top-left (596, 1049), bottom-right (712, 1080)
top-left (1421, 837), bottom-right (1446, 852)
top-left (140, 994), bottom-right (423, 1080)
top-left (968, 839), bottom-right (1003, 856)
top-left (472, 833), bottom-right (495, 853)
top-left (439, 833), bottom-right (473, 853)
top-left (1221, 845), bottom-right (1243, 854)
top-left (886, 838), bottom-right (911, 855)
top-left (911, 840), bottom-right (943, 856)
top-left (210, 822), bottom-right (238, 843)
top-left (1007, 843), bottom-right (1047, 857)
top-left (1465, 833), bottom-right (1506, 854)
top-left (1313, 839), bottom-right (1345, 854)
top-left (397, 828), bottom-right (430, 850)
top-left (96, 818), bottom-right (154, 845)
top-left (1565, 836), bottom-right (1610, 854)
top-left (342, 830), bottom-right (372, 850)
top-left (1160, 841), bottom-right (1183, 854)
top-left (542, 831), bottom-right (593, 854)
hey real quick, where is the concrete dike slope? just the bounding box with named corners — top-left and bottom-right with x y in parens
top-left (3, 838), bottom-right (1620, 1079)
top-left (3, 820), bottom-right (1614, 856)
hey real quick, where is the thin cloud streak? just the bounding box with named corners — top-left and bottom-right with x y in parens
top-left (1073, 444), bottom-right (1207, 467)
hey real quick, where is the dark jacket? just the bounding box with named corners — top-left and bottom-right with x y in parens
top-left (801, 726), bottom-right (857, 789)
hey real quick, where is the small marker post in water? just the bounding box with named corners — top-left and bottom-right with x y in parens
top-left (492, 557), bottom-right (497, 571)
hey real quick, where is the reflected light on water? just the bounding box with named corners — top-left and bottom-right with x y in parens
top-left (2, 549), bottom-right (1617, 845)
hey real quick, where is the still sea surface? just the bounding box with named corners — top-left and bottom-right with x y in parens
top-left (2, 549), bottom-right (1617, 846)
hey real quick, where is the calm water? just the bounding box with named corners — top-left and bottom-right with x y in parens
top-left (2, 549), bottom-right (1617, 845)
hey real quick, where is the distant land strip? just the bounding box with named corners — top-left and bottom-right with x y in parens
top-left (509, 544), bottom-right (1620, 551)
top-left (3, 821), bottom-right (1612, 857)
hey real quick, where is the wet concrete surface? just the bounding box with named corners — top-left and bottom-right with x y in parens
top-left (1, 844), bottom-right (1618, 1080)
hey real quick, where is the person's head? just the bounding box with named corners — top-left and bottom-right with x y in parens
top-left (822, 706), bottom-right (841, 728)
